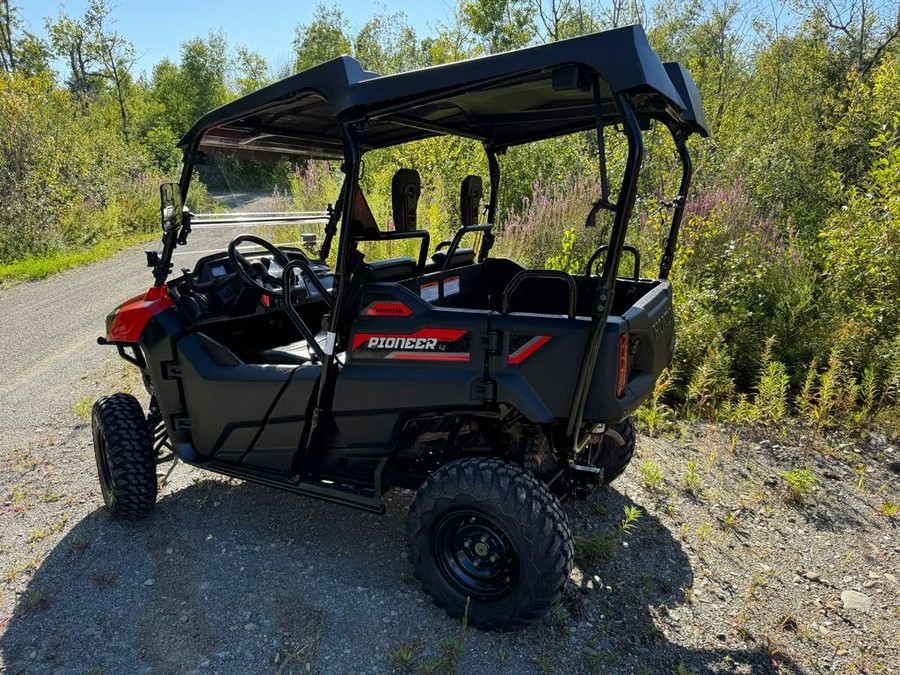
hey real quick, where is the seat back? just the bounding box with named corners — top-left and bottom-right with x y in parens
top-left (460, 175), bottom-right (483, 227)
top-left (365, 257), bottom-right (417, 282)
top-left (349, 186), bottom-right (380, 240)
top-left (392, 168), bottom-right (421, 232)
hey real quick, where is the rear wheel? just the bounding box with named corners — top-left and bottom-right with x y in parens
top-left (407, 457), bottom-right (573, 631)
top-left (91, 393), bottom-right (157, 519)
top-left (596, 417), bottom-right (636, 485)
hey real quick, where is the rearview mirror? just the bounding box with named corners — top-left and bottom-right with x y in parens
top-left (160, 183), bottom-right (183, 233)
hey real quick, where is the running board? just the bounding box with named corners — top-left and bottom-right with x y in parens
top-left (201, 460), bottom-right (386, 514)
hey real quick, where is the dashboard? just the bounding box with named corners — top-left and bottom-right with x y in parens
top-left (172, 247), bottom-right (334, 322)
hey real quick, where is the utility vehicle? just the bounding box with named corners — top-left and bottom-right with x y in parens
top-left (92, 25), bottom-right (707, 630)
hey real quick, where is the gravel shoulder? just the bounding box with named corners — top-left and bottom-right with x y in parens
top-left (1, 245), bottom-right (899, 674)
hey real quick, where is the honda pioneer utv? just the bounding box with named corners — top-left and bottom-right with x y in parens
top-left (92, 25), bottom-right (707, 631)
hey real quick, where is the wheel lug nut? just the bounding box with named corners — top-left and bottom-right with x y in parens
top-left (490, 554), bottom-right (498, 562)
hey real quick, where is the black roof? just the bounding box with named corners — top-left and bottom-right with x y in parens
top-left (179, 25), bottom-right (708, 159)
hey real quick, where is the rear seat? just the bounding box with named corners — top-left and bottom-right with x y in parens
top-left (366, 256), bottom-right (417, 281)
top-left (426, 248), bottom-right (475, 273)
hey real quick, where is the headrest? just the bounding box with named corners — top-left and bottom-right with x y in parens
top-left (460, 175), bottom-right (483, 227)
top-left (391, 168), bottom-right (421, 232)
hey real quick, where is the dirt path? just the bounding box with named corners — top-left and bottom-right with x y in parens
top-left (1, 242), bottom-right (898, 674)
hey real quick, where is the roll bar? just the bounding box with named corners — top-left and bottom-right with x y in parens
top-left (168, 71), bottom-right (695, 468)
top-left (565, 92), bottom-right (644, 449)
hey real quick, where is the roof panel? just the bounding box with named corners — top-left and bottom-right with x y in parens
top-left (178, 25), bottom-right (708, 157)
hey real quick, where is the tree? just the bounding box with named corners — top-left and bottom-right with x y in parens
top-left (147, 32), bottom-right (230, 143)
top-left (14, 31), bottom-right (50, 77)
top-left (0, 1), bottom-right (49, 77)
top-left (45, 12), bottom-right (97, 107)
top-left (235, 46), bottom-right (270, 95)
top-left (0, 0), bottom-right (17, 72)
top-left (794, 0), bottom-right (900, 73)
top-left (532, 0), bottom-right (573, 41)
top-left (460, 0), bottom-right (536, 53)
top-left (599, 0), bottom-right (648, 29)
top-left (85, 0), bottom-right (137, 142)
top-left (355, 13), bottom-right (425, 74)
top-left (293, 4), bottom-right (352, 73)
top-left (179, 31), bottom-right (230, 123)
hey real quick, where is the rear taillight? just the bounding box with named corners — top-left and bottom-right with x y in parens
top-left (616, 333), bottom-right (629, 398)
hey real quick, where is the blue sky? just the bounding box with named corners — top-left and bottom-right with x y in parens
top-left (20, 1), bottom-right (452, 76)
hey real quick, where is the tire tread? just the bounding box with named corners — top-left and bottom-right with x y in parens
top-left (92, 393), bottom-right (157, 520)
top-left (407, 457), bottom-right (573, 631)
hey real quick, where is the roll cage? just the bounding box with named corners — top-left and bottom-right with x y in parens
top-left (158, 24), bottom-right (708, 459)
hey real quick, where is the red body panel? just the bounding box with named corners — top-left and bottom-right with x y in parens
top-left (107, 285), bottom-right (174, 343)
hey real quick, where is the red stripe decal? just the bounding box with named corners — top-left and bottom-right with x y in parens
top-left (508, 335), bottom-right (552, 364)
top-left (387, 352), bottom-right (470, 362)
top-left (352, 328), bottom-right (467, 350)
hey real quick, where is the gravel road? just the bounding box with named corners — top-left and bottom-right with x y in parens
top-left (1, 235), bottom-right (898, 674)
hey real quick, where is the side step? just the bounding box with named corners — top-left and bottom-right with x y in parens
top-left (202, 460), bottom-right (386, 514)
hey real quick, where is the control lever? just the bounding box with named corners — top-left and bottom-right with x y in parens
top-left (182, 268), bottom-right (195, 292)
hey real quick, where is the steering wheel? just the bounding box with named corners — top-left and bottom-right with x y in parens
top-left (227, 234), bottom-right (302, 298)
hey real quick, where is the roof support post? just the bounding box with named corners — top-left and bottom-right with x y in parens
top-left (479, 145), bottom-right (501, 261)
top-left (485, 146), bottom-right (500, 224)
top-left (658, 136), bottom-right (692, 280)
top-left (592, 74), bottom-right (610, 205)
top-left (565, 93), bottom-right (644, 447)
top-left (303, 122), bottom-right (361, 473)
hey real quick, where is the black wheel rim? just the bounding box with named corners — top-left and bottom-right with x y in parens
top-left (433, 510), bottom-right (519, 600)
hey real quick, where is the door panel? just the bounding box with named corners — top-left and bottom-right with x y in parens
top-left (333, 283), bottom-right (490, 447)
top-left (176, 333), bottom-right (319, 470)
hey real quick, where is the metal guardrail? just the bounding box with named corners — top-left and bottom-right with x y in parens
top-left (190, 211), bottom-right (329, 229)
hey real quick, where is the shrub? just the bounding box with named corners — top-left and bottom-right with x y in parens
top-left (819, 113), bottom-right (900, 395)
top-left (780, 468), bottom-right (818, 504)
top-left (670, 182), bottom-right (821, 391)
top-left (753, 338), bottom-right (790, 424)
top-left (0, 72), bottom-right (159, 261)
top-left (639, 461), bottom-right (667, 492)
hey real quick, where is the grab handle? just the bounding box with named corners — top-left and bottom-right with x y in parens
top-left (585, 245), bottom-right (641, 279)
top-left (500, 270), bottom-right (577, 319)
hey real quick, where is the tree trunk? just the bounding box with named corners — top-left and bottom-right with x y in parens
top-left (0, 0), bottom-right (15, 73)
top-left (108, 51), bottom-right (129, 143)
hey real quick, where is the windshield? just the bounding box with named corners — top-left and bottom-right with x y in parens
top-left (183, 151), bottom-right (343, 260)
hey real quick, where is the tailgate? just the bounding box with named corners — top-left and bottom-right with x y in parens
top-left (583, 280), bottom-right (674, 422)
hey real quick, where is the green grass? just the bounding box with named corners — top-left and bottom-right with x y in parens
top-left (0, 233), bottom-right (156, 287)
top-left (780, 468), bottom-right (818, 504)
top-left (73, 395), bottom-right (94, 421)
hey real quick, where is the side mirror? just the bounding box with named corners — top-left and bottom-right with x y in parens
top-left (160, 183), bottom-right (183, 233)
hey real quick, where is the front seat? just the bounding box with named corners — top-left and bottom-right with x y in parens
top-left (429, 174), bottom-right (481, 271)
top-left (392, 168), bottom-right (421, 232)
top-left (348, 175), bottom-right (422, 281)
top-left (252, 332), bottom-right (329, 365)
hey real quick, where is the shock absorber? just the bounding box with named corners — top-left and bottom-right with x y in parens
top-left (521, 427), bottom-right (535, 472)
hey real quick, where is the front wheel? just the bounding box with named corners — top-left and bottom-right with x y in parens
top-left (407, 457), bottom-right (573, 631)
top-left (91, 393), bottom-right (157, 519)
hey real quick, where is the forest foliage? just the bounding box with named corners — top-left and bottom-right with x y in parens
top-left (1, 0), bottom-right (899, 424)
